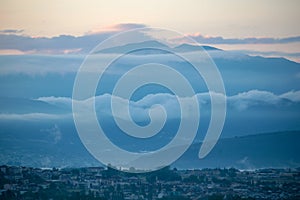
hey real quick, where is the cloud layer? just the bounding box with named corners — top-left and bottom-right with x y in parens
top-left (1, 23), bottom-right (300, 55)
top-left (0, 89), bottom-right (299, 122)
top-left (0, 23), bottom-right (149, 54)
top-left (0, 29), bottom-right (24, 34)
top-left (43, 90), bottom-right (300, 118)
top-left (186, 34), bottom-right (300, 45)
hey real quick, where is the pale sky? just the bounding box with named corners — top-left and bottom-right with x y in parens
top-left (1, 0), bottom-right (299, 38)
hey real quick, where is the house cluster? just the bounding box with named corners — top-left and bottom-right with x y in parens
top-left (0, 165), bottom-right (299, 199)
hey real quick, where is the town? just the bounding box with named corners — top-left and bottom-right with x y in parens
top-left (0, 165), bottom-right (299, 200)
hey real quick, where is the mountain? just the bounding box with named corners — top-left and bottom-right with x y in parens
top-left (0, 42), bottom-right (300, 170)
top-left (95, 40), bottom-right (169, 54)
top-left (95, 40), bottom-right (221, 54)
top-left (175, 131), bottom-right (300, 170)
top-left (0, 128), bottom-right (299, 169)
top-left (0, 97), bottom-right (68, 114)
top-left (174, 43), bottom-right (221, 52)
top-left (0, 120), bottom-right (100, 168)
top-left (1, 50), bottom-right (299, 99)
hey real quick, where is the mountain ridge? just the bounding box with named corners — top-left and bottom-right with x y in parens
top-left (95, 40), bottom-right (222, 54)
top-left (0, 129), bottom-right (299, 169)
top-left (175, 130), bottom-right (300, 170)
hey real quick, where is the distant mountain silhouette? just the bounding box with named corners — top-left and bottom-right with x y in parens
top-left (175, 131), bottom-right (300, 170)
top-left (0, 128), bottom-right (299, 169)
top-left (95, 40), bottom-right (221, 54)
top-left (174, 43), bottom-right (221, 52)
top-left (0, 97), bottom-right (67, 114)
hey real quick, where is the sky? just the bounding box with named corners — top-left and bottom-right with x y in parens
top-left (0, 0), bottom-right (300, 61)
top-left (1, 0), bottom-right (299, 37)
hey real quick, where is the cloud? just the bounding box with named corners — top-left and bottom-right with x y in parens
top-left (0, 33), bottom-right (107, 54)
top-left (38, 90), bottom-right (300, 120)
top-left (0, 23), bottom-right (149, 54)
top-left (198, 90), bottom-right (300, 111)
top-left (227, 90), bottom-right (300, 111)
top-left (234, 50), bottom-right (300, 57)
top-left (0, 113), bottom-right (70, 121)
top-left (1, 89), bottom-right (299, 121)
top-left (40, 90), bottom-right (300, 110)
top-left (37, 96), bottom-right (73, 108)
top-left (0, 29), bottom-right (24, 34)
top-left (1, 24), bottom-right (299, 60)
top-left (280, 90), bottom-right (300, 102)
top-left (228, 90), bottom-right (281, 110)
top-left (182, 34), bottom-right (300, 45)
top-left (112, 23), bottom-right (147, 30)
top-left (87, 23), bottom-right (147, 35)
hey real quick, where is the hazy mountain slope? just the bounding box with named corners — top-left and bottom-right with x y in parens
top-left (0, 128), bottom-right (299, 169)
top-left (175, 131), bottom-right (300, 169)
